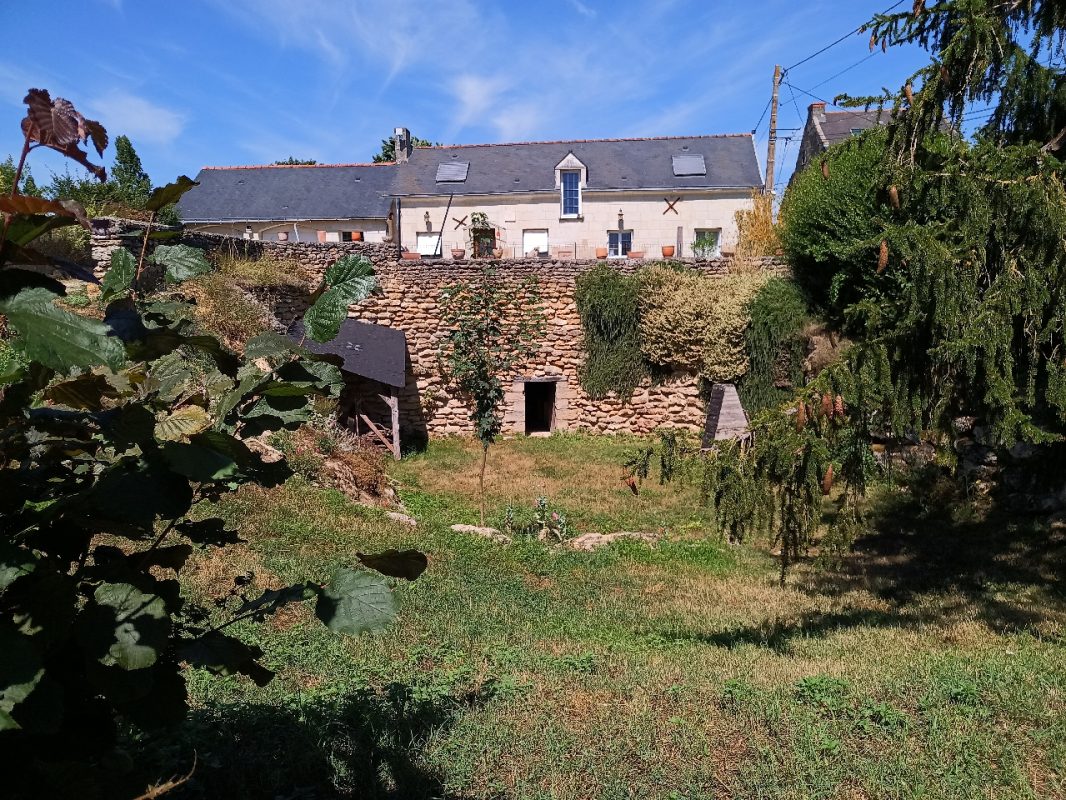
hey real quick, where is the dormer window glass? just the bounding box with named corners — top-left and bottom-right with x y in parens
top-left (561, 170), bottom-right (581, 217)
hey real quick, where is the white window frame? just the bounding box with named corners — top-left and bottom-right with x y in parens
top-left (693, 228), bottom-right (722, 258)
top-left (608, 230), bottom-right (633, 258)
top-left (560, 170), bottom-right (581, 218)
top-left (415, 231), bottom-right (442, 256)
top-left (522, 228), bottom-right (549, 257)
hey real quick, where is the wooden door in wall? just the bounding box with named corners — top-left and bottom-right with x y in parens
top-left (472, 228), bottom-right (496, 258)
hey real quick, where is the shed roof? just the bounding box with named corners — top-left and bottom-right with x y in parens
top-left (288, 319), bottom-right (407, 388)
top-left (178, 164), bottom-right (395, 222)
top-left (393, 134), bottom-right (761, 197)
top-left (817, 109), bottom-right (887, 148)
top-left (701, 383), bottom-right (750, 446)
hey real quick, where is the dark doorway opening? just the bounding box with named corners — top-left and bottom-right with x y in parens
top-left (524, 381), bottom-right (556, 434)
top-left (472, 227), bottom-right (496, 258)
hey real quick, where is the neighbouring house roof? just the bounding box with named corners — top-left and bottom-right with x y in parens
top-left (815, 109), bottom-right (887, 149)
top-left (393, 135), bottom-right (762, 197)
top-left (178, 164), bottom-right (395, 222)
top-left (178, 133), bottom-right (762, 222)
top-left (287, 319), bottom-right (407, 389)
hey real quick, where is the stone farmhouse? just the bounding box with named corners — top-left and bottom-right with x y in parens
top-left (143, 127), bottom-right (771, 446)
top-left (179, 127), bottom-right (762, 260)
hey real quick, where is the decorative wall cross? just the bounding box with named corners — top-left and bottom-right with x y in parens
top-left (663, 197), bottom-right (681, 215)
top-left (452, 215), bottom-right (468, 230)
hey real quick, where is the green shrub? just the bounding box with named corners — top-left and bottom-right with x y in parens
top-left (779, 128), bottom-right (885, 314)
top-left (639, 265), bottom-right (768, 383)
top-left (574, 264), bottom-right (646, 399)
top-left (738, 277), bottom-right (810, 413)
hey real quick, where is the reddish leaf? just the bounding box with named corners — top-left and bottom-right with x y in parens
top-left (624, 475), bottom-right (639, 496)
top-left (0, 196), bottom-right (89, 229)
top-left (796, 400), bottom-right (808, 431)
top-left (821, 392), bottom-right (833, 418)
top-left (822, 464), bottom-right (835, 496)
top-left (877, 240), bottom-right (889, 273)
top-left (20, 88), bottom-right (107, 181)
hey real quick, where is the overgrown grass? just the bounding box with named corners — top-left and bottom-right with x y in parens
top-left (128, 436), bottom-right (1066, 799)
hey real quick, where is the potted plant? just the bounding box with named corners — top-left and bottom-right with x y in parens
top-left (451, 247), bottom-right (466, 259)
top-left (628, 250), bottom-right (645, 259)
top-left (661, 245), bottom-right (675, 258)
top-left (401, 248), bottom-right (421, 261)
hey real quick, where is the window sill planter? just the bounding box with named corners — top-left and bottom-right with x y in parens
top-left (628, 251), bottom-right (645, 259)
top-left (401, 251), bottom-right (422, 261)
top-left (595, 247), bottom-right (609, 259)
top-left (451, 248), bottom-right (466, 259)
top-left (661, 245), bottom-right (675, 258)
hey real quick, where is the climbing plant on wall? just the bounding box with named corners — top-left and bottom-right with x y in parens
top-left (573, 264), bottom-right (646, 399)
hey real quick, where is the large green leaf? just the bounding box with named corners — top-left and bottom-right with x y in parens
top-left (315, 568), bottom-right (396, 636)
top-left (0, 543), bottom-right (39, 591)
top-left (0, 627), bottom-right (49, 732)
top-left (0, 287), bottom-right (125, 371)
top-left (161, 431), bottom-right (253, 482)
top-left (245, 331), bottom-right (306, 361)
top-left (262, 359), bottom-right (344, 396)
top-left (101, 248), bottom-right (136, 301)
top-left (242, 394), bottom-right (314, 426)
top-left (90, 459), bottom-right (193, 528)
top-left (154, 405), bottom-right (211, 442)
top-left (303, 286), bottom-right (347, 343)
top-left (150, 244), bottom-right (212, 284)
top-left (78, 582), bottom-right (171, 670)
top-left (44, 370), bottom-right (125, 410)
top-left (145, 176), bottom-right (198, 212)
top-left (4, 213), bottom-right (80, 247)
top-left (325, 255), bottom-right (378, 303)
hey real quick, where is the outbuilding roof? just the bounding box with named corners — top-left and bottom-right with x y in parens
top-left (288, 319), bottom-right (407, 388)
top-left (178, 164), bottom-right (395, 222)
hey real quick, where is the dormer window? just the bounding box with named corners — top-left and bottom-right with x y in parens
top-left (554, 152), bottom-right (587, 219)
top-left (561, 170), bottom-right (581, 217)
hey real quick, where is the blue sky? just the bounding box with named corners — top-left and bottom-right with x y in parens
top-left (0, 1), bottom-right (930, 194)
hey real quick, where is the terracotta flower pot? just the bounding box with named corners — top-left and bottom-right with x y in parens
top-left (595, 247), bottom-right (609, 259)
top-left (492, 248), bottom-right (504, 259)
top-left (276, 231), bottom-right (289, 242)
top-left (661, 245), bottom-right (675, 258)
top-left (628, 251), bottom-right (645, 259)
top-left (351, 231), bottom-right (363, 241)
top-left (401, 251), bottom-right (421, 260)
top-left (451, 248), bottom-right (466, 259)
top-left (316, 230), bottom-right (327, 243)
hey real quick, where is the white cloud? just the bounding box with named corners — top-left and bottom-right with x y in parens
top-left (567, 0), bottom-right (596, 18)
top-left (450, 74), bottom-right (509, 131)
top-left (86, 90), bottom-right (186, 146)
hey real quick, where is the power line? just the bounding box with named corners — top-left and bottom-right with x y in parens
top-left (784, 0), bottom-right (906, 73)
top-left (784, 80), bottom-right (892, 120)
top-left (811, 51), bottom-right (880, 90)
top-left (752, 96), bottom-right (773, 134)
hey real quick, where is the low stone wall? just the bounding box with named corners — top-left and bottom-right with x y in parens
top-left (90, 218), bottom-right (787, 440)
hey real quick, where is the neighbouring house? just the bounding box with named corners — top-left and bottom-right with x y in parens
top-left (178, 127), bottom-right (763, 257)
top-left (793, 102), bottom-right (888, 176)
top-left (178, 162), bottom-right (396, 243)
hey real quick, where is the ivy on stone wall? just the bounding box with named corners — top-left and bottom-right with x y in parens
top-left (573, 264), bottom-right (646, 399)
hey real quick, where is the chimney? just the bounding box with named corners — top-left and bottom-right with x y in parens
top-left (393, 126), bottom-right (411, 163)
top-left (808, 102), bottom-right (827, 125)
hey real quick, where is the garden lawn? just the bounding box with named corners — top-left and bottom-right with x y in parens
top-left (141, 434), bottom-right (1066, 800)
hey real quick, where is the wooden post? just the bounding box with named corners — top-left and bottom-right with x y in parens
top-left (676, 225), bottom-right (683, 257)
top-left (765, 64), bottom-right (782, 195)
top-left (389, 387), bottom-right (400, 460)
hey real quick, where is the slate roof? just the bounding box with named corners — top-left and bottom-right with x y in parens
top-left (178, 164), bottom-right (395, 222)
top-left (178, 134), bottom-right (762, 222)
top-left (816, 110), bottom-right (887, 148)
top-left (394, 135), bottom-right (761, 197)
top-left (287, 319), bottom-right (407, 388)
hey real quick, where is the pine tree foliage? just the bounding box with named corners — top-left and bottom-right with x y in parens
top-left (787, 0), bottom-right (1066, 445)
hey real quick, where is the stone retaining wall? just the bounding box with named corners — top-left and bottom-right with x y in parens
top-left (91, 218), bottom-right (787, 440)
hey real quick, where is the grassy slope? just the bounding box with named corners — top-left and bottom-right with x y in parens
top-left (145, 434), bottom-right (1066, 800)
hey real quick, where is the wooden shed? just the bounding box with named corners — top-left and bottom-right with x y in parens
top-left (288, 319), bottom-right (407, 459)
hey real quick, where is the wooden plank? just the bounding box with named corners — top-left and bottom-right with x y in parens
top-left (676, 225), bottom-right (683, 256)
top-left (389, 389), bottom-right (400, 460)
top-left (359, 413), bottom-right (394, 453)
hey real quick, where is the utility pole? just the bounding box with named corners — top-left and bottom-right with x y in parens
top-left (764, 64), bottom-right (782, 195)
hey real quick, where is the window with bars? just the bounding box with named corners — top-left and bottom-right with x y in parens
top-left (561, 170), bottom-right (581, 216)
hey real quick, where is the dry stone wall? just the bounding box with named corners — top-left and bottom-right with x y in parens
top-left (91, 218), bottom-right (785, 439)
